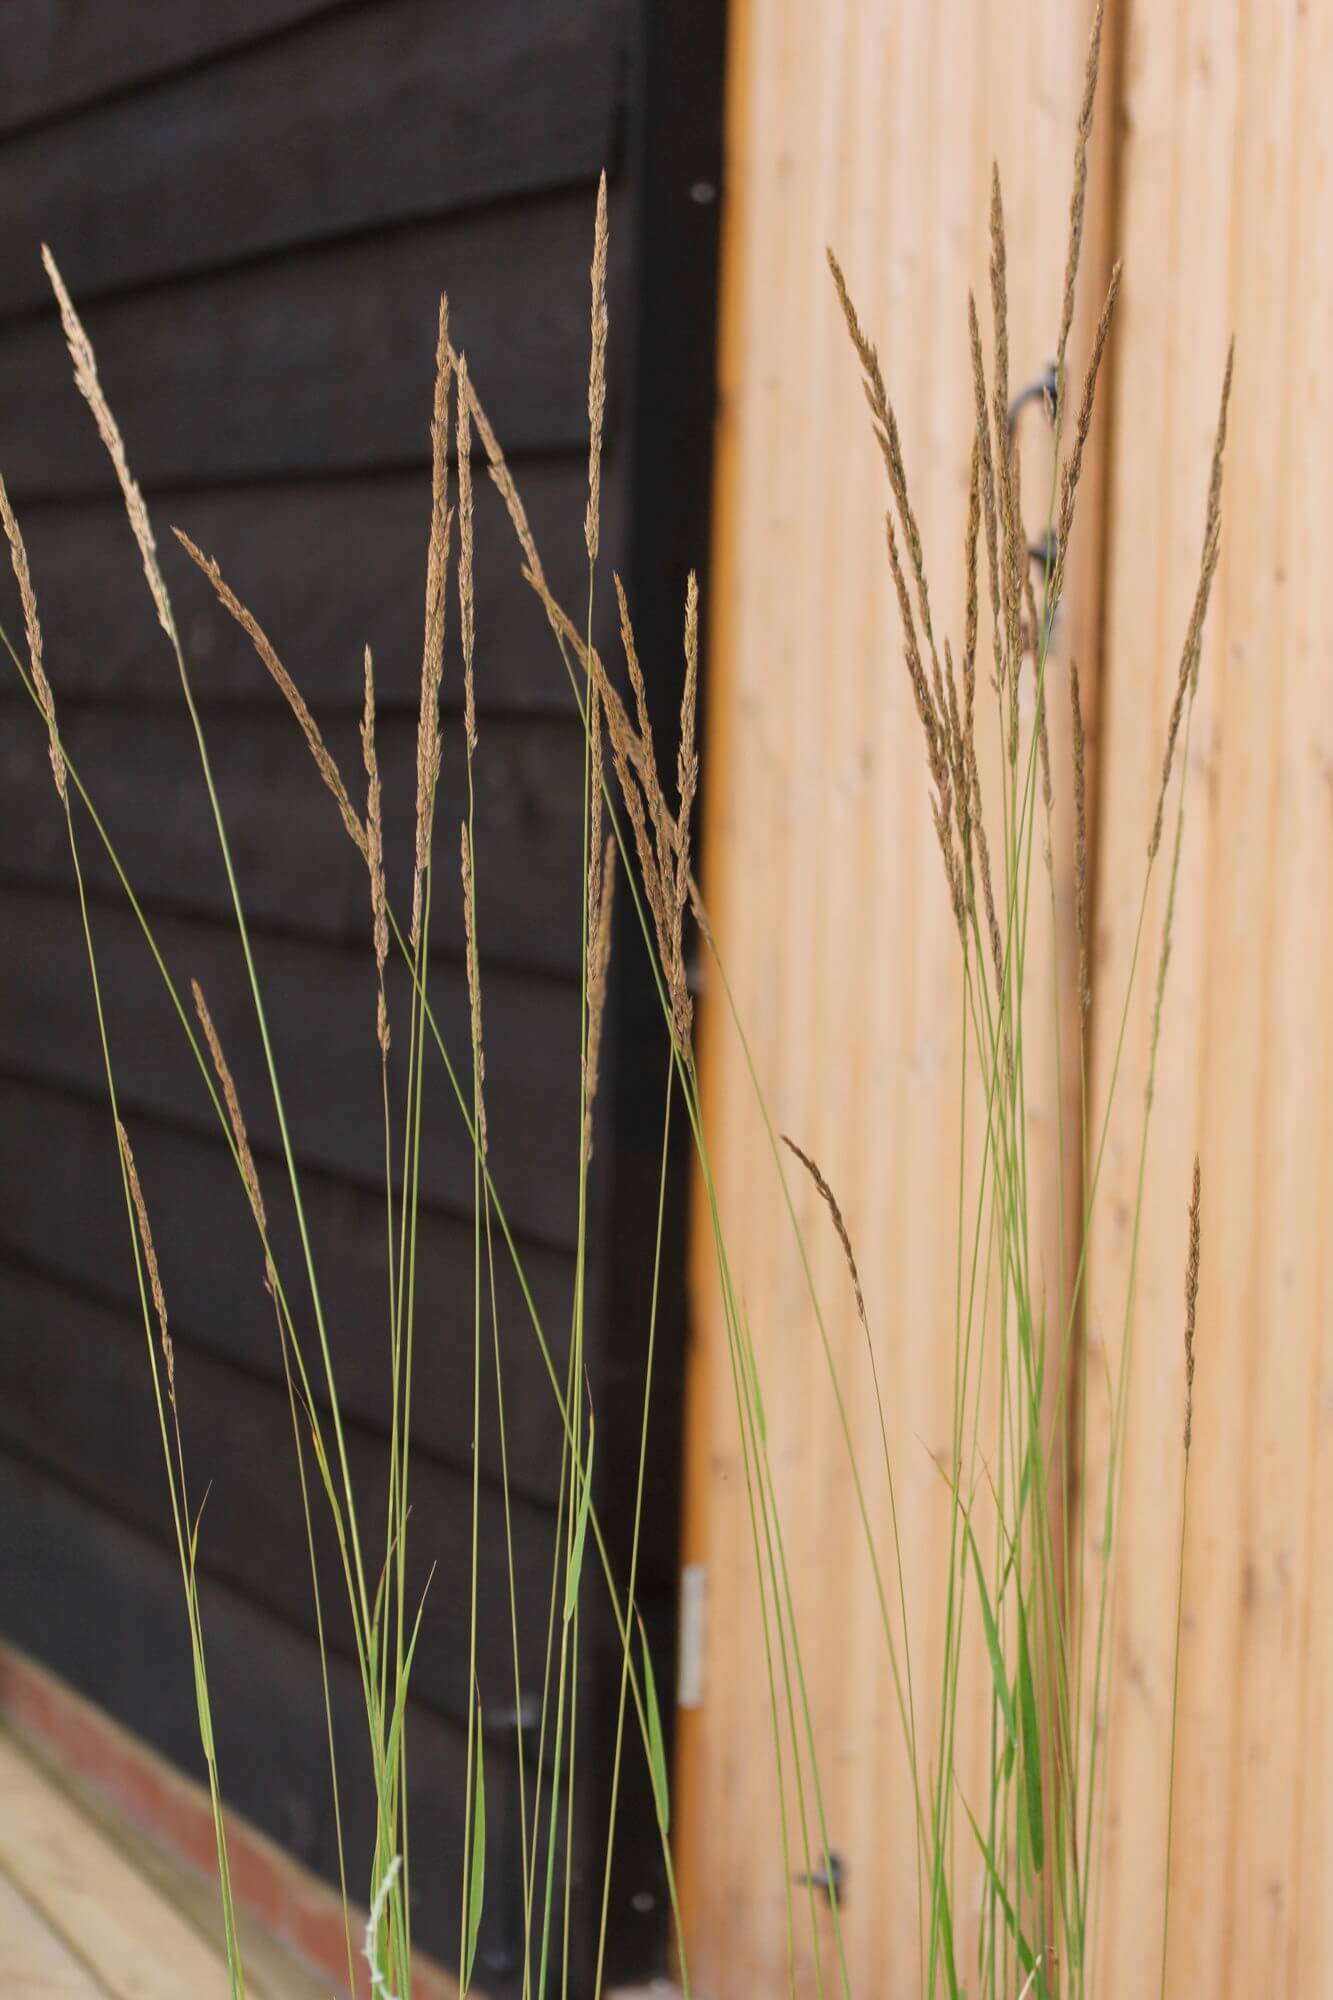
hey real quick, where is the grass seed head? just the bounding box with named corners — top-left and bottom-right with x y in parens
top-left (44, 246), bottom-right (176, 646)
top-left (176, 531), bottom-right (367, 861)
top-left (1057, 0), bottom-right (1106, 420)
top-left (457, 357), bottom-right (477, 756)
top-left (586, 172), bottom-right (609, 564)
top-left (0, 475), bottom-right (65, 800)
top-left (118, 1121), bottom-right (175, 1405)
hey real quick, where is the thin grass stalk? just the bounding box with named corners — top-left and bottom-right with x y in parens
top-left (0, 496), bottom-right (247, 1994)
top-left (3, 631), bottom-right (396, 1837)
top-left (734, 1308), bottom-right (841, 2000)
top-left (276, 1320), bottom-right (358, 1998)
top-left (1081, 692), bottom-right (1201, 1973)
top-left (457, 348), bottom-right (487, 1997)
top-left (44, 253), bottom-right (379, 1714)
top-left (1159, 1158), bottom-right (1201, 2000)
top-left (688, 1155), bottom-right (832, 1997)
top-left (590, 1060), bottom-right (674, 1999)
top-left (483, 446), bottom-right (928, 1980)
top-left (5, 602), bottom-right (693, 1988)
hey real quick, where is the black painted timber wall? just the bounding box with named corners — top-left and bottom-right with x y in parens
top-left (0, 2), bottom-right (726, 1987)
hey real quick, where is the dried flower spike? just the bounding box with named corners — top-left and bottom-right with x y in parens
top-left (192, 980), bottom-right (269, 1255)
top-left (586, 172), bottom-right (609, 564)
top-left (118, 1121), bottom-right (175, 1406)
top-left (1149, 347), bottom-right (1234, 860)
top-left (0, 475), bottom-right (65, 799)
top-left (1056, 0), bottom-right (1106, 420)
top-left (413, 298), bottom-right (453, 947)
top-left (176, 531), bottom-right (367, 861)
top-left (456, 358), bottom-right (478, 758)
top-left (361, 648), bottom-right (391, 1055)
top-left (44, 247), bottom-right (177, 645)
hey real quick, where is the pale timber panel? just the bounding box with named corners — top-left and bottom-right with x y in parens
top-left (0, 1868), bottom-right (105, 1999)
top-left (1083, 1), bottom-right (1333, 1996)
top-left (679, 0), bottom-right (1114, 1990)
top-left (0, 1730), bottom-right (232, 1999)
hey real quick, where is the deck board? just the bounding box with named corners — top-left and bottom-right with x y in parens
top-left (0, 1726), bottom-right (336, 1999)
top-left (0, 1864), bottom-right (107, 1998)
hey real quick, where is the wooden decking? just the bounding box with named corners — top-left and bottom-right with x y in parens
top-left (0, 1661), bottom-right (677, 2000)
top-left (0, 1725), bottom-right (337, 2000)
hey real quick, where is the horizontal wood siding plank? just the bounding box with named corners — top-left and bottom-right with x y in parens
top-left (0, 0), bottom-right (620, 313)
top-left (0, 1264), bottom-right (557, 1729)
top-left (0, 887), bottom-right (585, 1247)
top-left (0, 1), bottom-right (341, 137)
top-left (4, 702), bottom-right (586, 973)
top-left (0, 1077), bottom-right (573, 1498)
top-left (0, 192), bottom-right (615, 493)
top-left (0, 461), bottom-right (612, 713)
top-left (0, 1452), bottom-right (548, 1973)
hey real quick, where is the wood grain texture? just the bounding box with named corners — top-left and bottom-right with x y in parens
top-left (677, 0), bottom-right (1113, 1989)
top-left (0, 1454), bottom-right (539, 1975)
top-left (0, 190), bottom-right (616, 493)
top-left (0, 461), bottom-right (613, 713)
top-left (0, 1263), bottom-right (557, 1729)
top-left (0, 1865), bottom-right (105, 1999)
top-left (3, 700), bottom-right (587, 973)
top-left (5, 1707), bottom-right (423, 2000)
top-left (0, 1076), bottom-right (573, 1497)
top-left (0, 1728), bottom-right (233, 1998)
top-left (0, 2), bottom-right (692, 1986)
top-left (0, 0), bottom-right (342, 137)
top-left (0, 886), bottom-right (584, 1247)
top-left (0, 0), bottom-right (619, 313)
top-left (1079, 3), bottom-right (1333, 1995)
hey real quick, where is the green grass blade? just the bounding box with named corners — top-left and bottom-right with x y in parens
top-left (967, 1521), bottom-right (1017, 1753)
top-left (464, 1697), bottom-right (486, 1993)
top-left (564, 1417), bottom-right (595, 1623)
top-left (1016, 1591), bottom-right (1045, 1878)
top-left (638, 1614), bottom-right (669, 1835)
top-left (960, 1794), bottom-right (1040, 1983)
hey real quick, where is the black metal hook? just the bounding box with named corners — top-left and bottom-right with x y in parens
top-left (1008, 363), bottom-right (1061, 585)
top-left (1007, 361), bottom-right (1058, 437)
top-left (795, 1849), bottom-right (847, 1910)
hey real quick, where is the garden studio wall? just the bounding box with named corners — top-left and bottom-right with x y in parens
top-left (0, 3), bottom-right (724, 1987)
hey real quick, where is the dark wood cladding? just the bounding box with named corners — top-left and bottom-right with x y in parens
top-left (0, 0), bottom-right (725, 1988)
top-left (0, 0), bottom-right (618, 311)
top-left (0, 886), bottom-right (584, 1244)
top-left (0, 1453), bottom-right (557, 1981)
top-left (0, 192), bottom-right (620, 494)
top-left (0, 1076), bottom-right (574, 1496)
top-left (4, 463), bottom-right (615, 713)
top-left (4, 700), bottom-right (589, 972)
top-left (0, 2), bottom-right (344, 139)
top-left (0, 1264), bottom-right (558, 1728)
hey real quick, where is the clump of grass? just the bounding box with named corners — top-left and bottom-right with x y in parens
top-left (804, 4), bottom-right (1232, 1989)
top-left (3, 18), bottom-right (1234, 1994)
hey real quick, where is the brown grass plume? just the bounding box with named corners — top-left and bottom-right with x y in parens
top-left (0, 475), bottom-right (64, 799)
top-left (118, 1120), bottom-right (175, 1406)
top-left (586, 171), bottom-right (609, 565)
top-left (176, 531), bottom-right (367, 861)
top-left (1149, 345), bottom-right (1234, 860)
top-left (43, 246), bottom-right (175, 645)
top-left (413, 298), bottom-right (453, 948)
